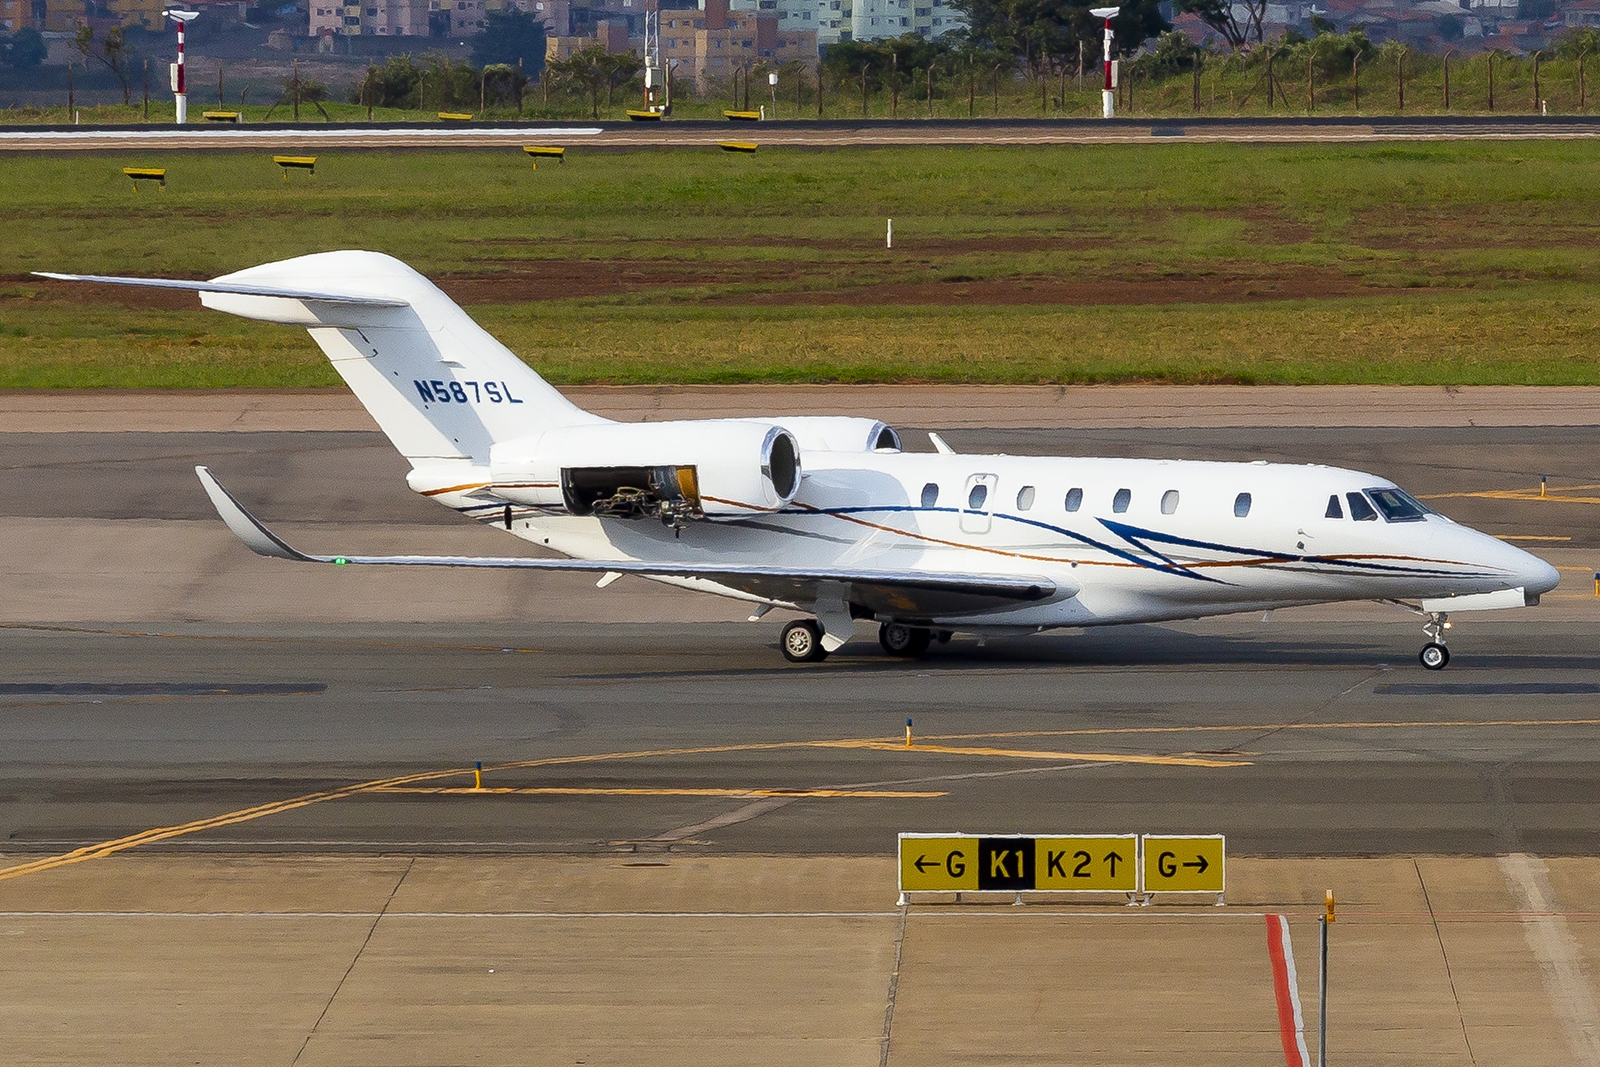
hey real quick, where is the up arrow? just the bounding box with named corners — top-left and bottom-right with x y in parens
top-left (913, 855), bottom-right (938, 873)
top-left (1182, 855), bottom-right (1210, 874)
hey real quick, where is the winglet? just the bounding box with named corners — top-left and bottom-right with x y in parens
top-left (195, 466), bottom-right (323, 562)
top-left (928, 432), bottom-right (956, 455)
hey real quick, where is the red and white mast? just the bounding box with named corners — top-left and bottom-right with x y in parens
top-left (1091, 6), bottom-right (1119, 119)
top-left (164, 8), bottom-right (200, 124)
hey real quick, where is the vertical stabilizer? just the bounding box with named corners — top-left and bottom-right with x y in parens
top-left (197, 251), bottom-right (604, 462)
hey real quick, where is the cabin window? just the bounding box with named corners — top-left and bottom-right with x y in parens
top-left (1064, 487), bottom-right (1083, 512)
top-left (1366, 487), bottom-right (1430, 523)
top-left (1234, 492), bottom-right (1252, 518)
top-left (1161, 489), bottom-right (1179, 515)
top-left (1325, 494), bottom-right (1343, 519)
top-left (967, 483), bottom-right (988, 510)
top-left (921, 482), bottom-right (938, 508)
top-left (1016, 485), bottom-right (1036, 511)
top-left (1347, 492), bottom-right (1378, 521)
top-left (1112, 488), bottom-right (1131, 514)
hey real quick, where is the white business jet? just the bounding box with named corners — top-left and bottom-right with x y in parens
top-left (40, 251), bottom-right (1559, 669)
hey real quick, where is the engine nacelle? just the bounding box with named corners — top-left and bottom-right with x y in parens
top-left (747, 417), bottom-right (901, 453)
top-left (488, 419), bottom-right (800, 520)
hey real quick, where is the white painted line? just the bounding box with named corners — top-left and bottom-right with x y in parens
top-left (0, 908), bottom-right (1273, 919)
top-left (1499, 853), bottom-right (1600, 1065)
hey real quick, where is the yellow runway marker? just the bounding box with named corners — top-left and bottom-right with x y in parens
top-left (918, 717), bottom-right (1600, 744)
top-left (0, 766), bottom-right (463, 884)
top-left (812, 740), bottom-right (1250, 768)
top-left (374, 786), bottom-right (946, 798)
top-left (1498, 535), bottom-right (1572, 542)
top-left (0, 734), bottom-right (1238, 883)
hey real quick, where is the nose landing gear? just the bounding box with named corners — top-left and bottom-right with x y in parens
top-left (1420, 611), bottom-right (1451, 671)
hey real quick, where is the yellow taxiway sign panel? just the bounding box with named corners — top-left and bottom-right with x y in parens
top-left (1142, 835), bottom-right (1225, 893)
top-left (898, 835), bottom-right (979, 891)
top-left (1034, 836), bottom-right (1138, 892)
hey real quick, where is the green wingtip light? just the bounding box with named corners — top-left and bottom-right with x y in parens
top-left (333, 557), bottom-right (349, 565)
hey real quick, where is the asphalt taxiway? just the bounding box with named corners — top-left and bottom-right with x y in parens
top-left (2, 388), bottom-right (1598, 861)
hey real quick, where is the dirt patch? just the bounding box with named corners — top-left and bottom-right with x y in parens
top-left (727, 266), bottom-right (1405, 306)
top-left (2, 278), bottom-right (198, 311)
top-left (7, 261), bottom-right (1412, 312)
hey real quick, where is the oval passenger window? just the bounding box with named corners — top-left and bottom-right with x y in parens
top-left (968, 483), bottom-right (988, 510)
top-left (921, 482), bottom-right (938, 508)
top-left (1064, 487), bottom-right (1083, 512)
top-left (1161, 490), bottom-right (1179, 515)
top-left (1234, 492), bottom-right (1252, 518)
top-left (1112, 488), bottom-right (1131, 514)
top-left (1016, 486), bottom-right (1036, 511)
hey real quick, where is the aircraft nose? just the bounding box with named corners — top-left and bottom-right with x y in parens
top-left (1516, 550), bottom-right (1561, 596)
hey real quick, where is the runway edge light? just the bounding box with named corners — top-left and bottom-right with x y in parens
top-left (1325, 889), bottom-right (1335, 923)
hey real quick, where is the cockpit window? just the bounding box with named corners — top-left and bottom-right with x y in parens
top-left (1325, 494), bottom-right (1343, 519)
top-left (1347, 492), bottom-right (1378, 521)
top-left (921, 482), bottom-right (938, 508)
top-left (1366, 487), bottom-right (1430, 523)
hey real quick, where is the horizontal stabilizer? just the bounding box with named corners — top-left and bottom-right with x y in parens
top-left (196, 466), bottom-right (1068, 615)
top-left (32, 272), bottom-right (407, 307)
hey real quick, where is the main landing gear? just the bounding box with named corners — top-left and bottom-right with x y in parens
top-left (780, 619), bottom-right (954, 663)
top-left (878, 622), bottom-right (931, 658)
top-left (1420, 611), bottom-right (1451, 671)
top-left (781, 619), bottom-right (829, 663)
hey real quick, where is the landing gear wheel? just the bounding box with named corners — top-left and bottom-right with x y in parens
top-left (1420, 642), bottom-right (1450, 671)
top-left (781, 619), bottom-right (829, 663)
top-left (878, 622), bottom-right (932, 658)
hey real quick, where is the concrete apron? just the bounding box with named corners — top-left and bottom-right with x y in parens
top-left (0, 854), bottom-right (1597, 1067)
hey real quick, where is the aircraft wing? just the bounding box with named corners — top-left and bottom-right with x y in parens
top-left (196, 467), bottom-right (1066, 617)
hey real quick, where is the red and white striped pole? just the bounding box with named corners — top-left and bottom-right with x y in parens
top-left (165, 9), bottom-right (199, 124)
top-left (1091, 6), bottom-right (1119, 118)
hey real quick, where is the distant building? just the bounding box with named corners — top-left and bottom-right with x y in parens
top-left (0, 0), bottom-right (33, 30)
top-left (309, 0), bottom-right (431, 35)
top-left (106, 0), bottom-right (166, 31)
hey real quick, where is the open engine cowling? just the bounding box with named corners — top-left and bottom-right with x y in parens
top-left (488, 419), bottom-right (800, 520)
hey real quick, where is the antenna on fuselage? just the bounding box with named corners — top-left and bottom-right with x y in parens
top-left (928, 432), bottom-right (956, 455)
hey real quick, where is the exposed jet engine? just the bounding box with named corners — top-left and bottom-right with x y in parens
top-left (488, 420), bottom-right (801, 526)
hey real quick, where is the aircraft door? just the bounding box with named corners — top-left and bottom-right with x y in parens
top-left (960, 473), bottom-right (998, 534)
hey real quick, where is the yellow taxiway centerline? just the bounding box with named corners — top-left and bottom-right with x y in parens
top-left (0, 733), bottom-right (1246, 882)
top-left (373, 786), bottom-right (948, 798)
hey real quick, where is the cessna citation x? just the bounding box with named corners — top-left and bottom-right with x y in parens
top-left (41, 251), bottom-right (1559, 669)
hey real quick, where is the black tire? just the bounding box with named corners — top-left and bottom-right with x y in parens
top-left (878, 622), bottom-right (932, 658)
top-left (1420, 642), bottom-right (1450, 671)
top-left (782, 619), bottom-right (827, 663)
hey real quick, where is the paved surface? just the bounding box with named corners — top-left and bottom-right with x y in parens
top-left (8, 115), bottom-right (1600, 151)
top-left (4, 390), bottom-right (1600, 1066)
top-left (2, 853), bottom-right (1599, 1067)
top-left (2, 403), bottom-right (1598, 858)
top-left (13, 384), bottom-right (1600, 433)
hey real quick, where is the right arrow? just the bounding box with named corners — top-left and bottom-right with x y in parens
top-left (913, 855), bottom-right (937, 873)
top-left (1182, 855), bottom-right (1210, 874)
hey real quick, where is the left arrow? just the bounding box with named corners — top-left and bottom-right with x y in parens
top-left (914, 855), bottom-right (937, 873)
